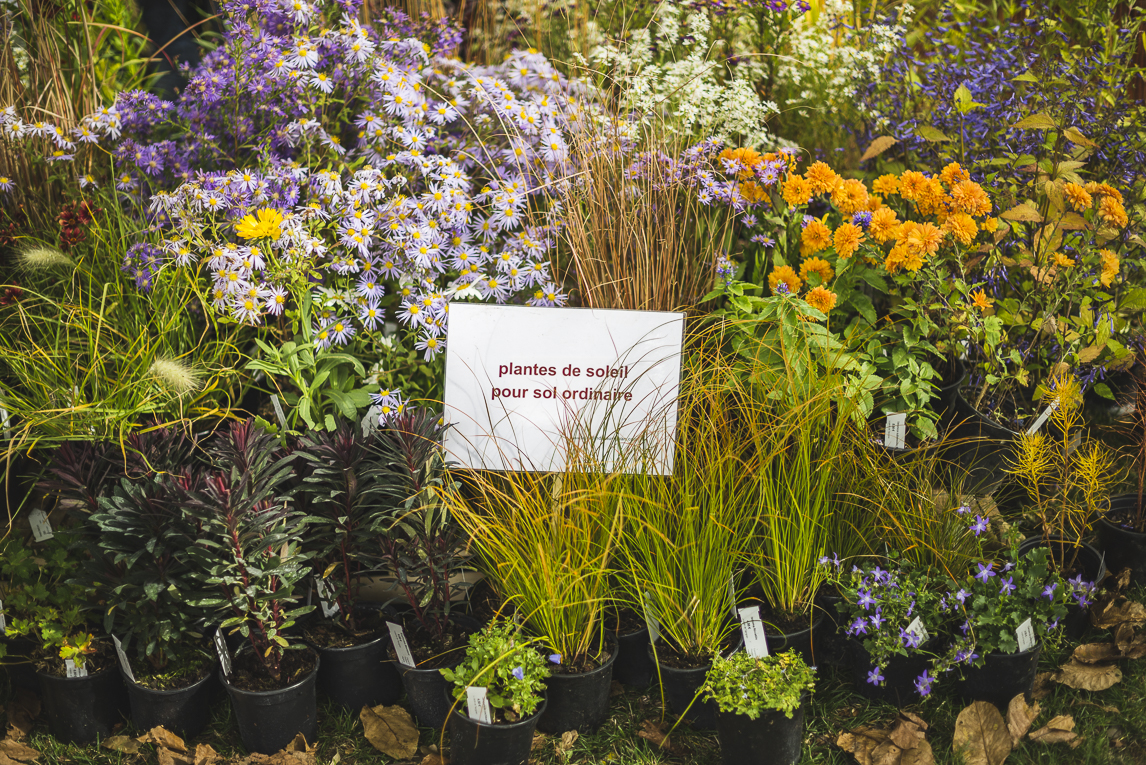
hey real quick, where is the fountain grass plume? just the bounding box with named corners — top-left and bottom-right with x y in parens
top-left (149, 357), bottom-right (202, 396)
top-left (16, 246), bottom-right (75, 272)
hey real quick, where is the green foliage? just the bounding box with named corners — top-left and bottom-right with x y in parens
top-left (702, 650), bottom-right (815, 720)
top-left (185, 421), bottom-right (313, 681)
top-left (440, 619), bottom-right (550, 722)
top-left (0, 534), bottom-right (91, 667)
top-left (369, 409), bottom-right (468, 645)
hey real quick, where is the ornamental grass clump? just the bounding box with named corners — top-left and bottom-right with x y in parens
top-left (441, 619), bottom-right (550, 723)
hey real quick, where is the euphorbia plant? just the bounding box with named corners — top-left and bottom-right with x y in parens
top-left (187, 420), bottom-right (313, 682)
top-left (370, 408), bottom-right (468, 646)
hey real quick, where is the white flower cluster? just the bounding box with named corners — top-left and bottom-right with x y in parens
top-left (775, 0), bottom-right (911, 119)
top-left (586, 2), bottom-right (778, 147)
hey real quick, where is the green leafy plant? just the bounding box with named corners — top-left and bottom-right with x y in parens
top-left (0, 534), bottom-right (89, 667)
top-left (370, 409), bottom-right (469, 646)
top-left (440, 619), bottom-right (550, 722)
top-left (186, 420), bottom-right (313, 682)
top-left (701, 649), bottom-right (815, 720)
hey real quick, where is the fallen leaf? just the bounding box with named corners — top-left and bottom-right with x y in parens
top-left (902, 741), bottom-right (935, 765)
top-left (102, 737), bottom-right (142, 755)
top-left (556, 730), bottom-right (578, 762)
top-left (283, 734), bottom-right (314, 754)
top-left (1072, 643), bottom-right (1123, 664)
top-left (531, 733), bottom-right (548, 752)
top-left (5, 689), bottom-right (40, 740)
top-left (418, 755), bottom-right (447, 765)
top-left (1029, 715), bottom-right (1079, 748)
top-left (360, 704), bottom-right (419, 760)
top-left (1031, 672), bottom-right (1056, 700)
top-left (637, 719), bottom-right (684, 756)
top-left (609, 681), bottom-right (625, 697)
top-left (1006, 695), bottom-right (1040, 745)
top-left (0, 740), bottom-right (39, 762)
top-left (156, 748), bottom-right (194, 765)
top-left (1077, 700), bottom-right (1120, 714)
top-left (1115, 568), bottom-right (1132, 591)
top-left (1055, 661), bottom-right (1122, 691)
top-left (138, 726), bottom-right (188, 753)
top-left (1091, 596), bottom-right (1146, 629)
top-left (889, 712), bottom-right (929, 751)
top-left (953, 701), bottom-right (1012, 765)
top-left (193, 743), bottom-right (221, 765)
top-left (1115, 624), bottom-right (1146, 659)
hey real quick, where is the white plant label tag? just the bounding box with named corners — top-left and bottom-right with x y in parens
top-left (387, 622), bottom-right (416, 667)
top-left (466, 686), bottom-right (493, 724)
top-left (270, 394), bottom-right (288, 431)
top-left (1016, 618), bottom-right (1036, 653)
top-left (0, 407), bottom-right (10, 438)
top-left (64, 659), bottom-right (87, 678)
top-left (314, 578), bottom-right (340, 618)
top-left (738, 606), bottom-right (769, 658)
top-left (112, 635), bottom-right (135, 684)
top-left (905, 617), bottom-right (930, 645)
top-left (361, 405), bottom-right (381, 438)
top-left (213, 630), bottom-right (233, 677)
top-left (1026, 401), bottom-right (1059, 435)
top-left (0, 599), bottom-right (6, 633)
top-left (643, 591), bottom-right (660, 645)
top-left (728, 575), bottom-right (738, 619)
top-left (885, 413), bottom-right (907, 449)
top-left (28, 509), bottom-right (53, 542)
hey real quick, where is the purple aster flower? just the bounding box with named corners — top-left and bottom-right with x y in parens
top-left (851, 210), bottom-right (872, 229)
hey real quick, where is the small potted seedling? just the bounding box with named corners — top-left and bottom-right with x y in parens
top-left (702, 650), bottom-right (815, 765)
top-left (441, 619), bottom-right (550, 765)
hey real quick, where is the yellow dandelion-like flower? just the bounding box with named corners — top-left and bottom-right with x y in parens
top-left (738, 180), bottom-right (770, 205)
top-left (872, 174), bottom-right (900, 196)
top-left (948, 180), bottom-right (992, 217)
top-left (1099, 249), bottom-right (1120, 286)
top-left (1098, 195), bottom-right (1128, 229)
top-left (982, 216), bottom-right (999, 233)
top-left (800, 219), bottom-right (833, 256)
top-left (800, 256), bottom-right (835, 284)
top-left (869, 207), bottom-right (901, 244)
top-left (235, 207), bottom-right (285, 240)
top-left (833, 222), bottom-right (865, 259)
top-left (915, 178), bottom-right (950, 217)
top-left (1054, 252), bottom-right (1076, 268)
top-left (805, 161), bottom-right (840, 195)
top-left (899, 170), bottom-right (929, 201)
top-left (768, 265), bottom-right (802, 295)
top-left (782, 174), bottom-right (813, 207)
top-left (939, 162), bottom-right (970, 186)
top-left (804, 285), bottom-right (838, 313)
top-left (1063, 182), bottom-right (1093, 212)
top-left (831, 178), bottom-right (870, 215)
top-left (969, 289), bottom-right (993, 311)
top-left (1094, 183), bottom-right (1124, 203)
top-left (942, 212), bottom-right (978, 246)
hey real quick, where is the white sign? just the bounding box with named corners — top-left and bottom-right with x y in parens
top-left (64, 659), bottom-right (88, 678)
top-left (905, 617), bottom-right (930, 645)
top-left (466, 686), bottom-right (493, 724)
top-left (213, 630), bottom-right (233, 677)
top-left (738, 606), bottom-right (769, 658)
top-left (113, 635), bottom-right (135, 684)
top-left (28, 509), bottom-right (53, 542)
top-left (387, 622), bottom-right (416, 667)
top-left (1026, 401), bottom-right (1059, 435)
top-left (884, 413), bottom-right (907, 450)
top-left (443, 304), bottom-right (684, 474)
top-left (1016, 618), bottom-right (1036, 653)
top-left (315, 578), bottom-right (340, 619)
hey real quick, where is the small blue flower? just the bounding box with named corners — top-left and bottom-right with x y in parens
top-left (914, 670), bottom-right (934, 697)
top-left (849, 617), bottom-right (869, 636)
top-left (975, 563), bottom-right (996, 583)
top-left (512, 666), bottom-right (524, 680)
top-left (851, 210), bottom-right (872, 230)
top-left (857, 589), bottom-right (876, 610)
top-left (869, 608), bottom-right (885, 629)
top-left (548, 654), bottom-right (561, 664)
top-left (1000, 576), bottom-right (1015, 595)
top-left (955, 589), bottom-right (970, 604)
top-left (866, 667), bottom-right (885, 686)
top-left (970, 515), bottom-right (989, 536)
top-left (1042, 583), bottom-right (1057, 600)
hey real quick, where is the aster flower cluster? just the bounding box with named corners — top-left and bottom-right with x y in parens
top-left (0, 104), bottom-right (122, 193)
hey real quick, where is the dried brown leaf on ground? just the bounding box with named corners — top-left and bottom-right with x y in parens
top-left (1091, 595), bottom-right (1146, 629)
top-left (836, 713), bottom-right (934, 765)
top-left (1031, 672), bottom-right (1056, 700)
top-left (1006, 695), bottom-right (1040, 745)
top-left (609, 681), bottom-right (625, 697)
top-left (1115, 624), bottom-right (1146, 659)
top-left (4, 690), bottom-right (39, 740)
top-left (102, 736), bottom-right (143, 755)
top-left (156, 748), bottom-right (193, 765)
top-left (953, 701), bottom-right (1012, 765)
top-left (0, 739), bottom-right (39, 763)
top-left (1072, 643), bottom-right (1124, 664)
top-left (138, 726), bottom-right (188, 753)
top-left (235, 737), bottom-right (316, 765)
top-left (418, 754), bottom-right (447, 765)
top-left (556, 730), bottom-right (578, 763)
top-left (531, 733), bottom-right (549, 752)
top-left (1055, 660), bottom-right (1122, 691)
top-left (1028, 715), bottom-right (1078, 748)
top-left (193, 743), bottom-right (221, 765)
top-left (1077, 700), bottom-right (1120, 714)
top-left (636, 719), bottom-right (685, 756)
top-left (360, 704), bottom-right (419, 760)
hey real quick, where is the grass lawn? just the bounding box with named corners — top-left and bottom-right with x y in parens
top-left (7, 605), bottom-right (1145, 765)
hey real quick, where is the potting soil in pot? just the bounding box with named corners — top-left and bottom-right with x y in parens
top-left (305, 607), bottom-right (401, 710)
top-left (228, 646), bottom-right (318, 691)
top-left (389, 614), bottom-right (479, 728)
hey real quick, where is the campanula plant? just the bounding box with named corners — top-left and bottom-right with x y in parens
top-left (440, 619), bottom-right (550, 723)
top-left (701, 649), bottom-right (815, 720)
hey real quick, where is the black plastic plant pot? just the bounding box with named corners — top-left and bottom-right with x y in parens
top-left (714, 699), bottom-right (806, 765)
top-left (124, 665), bottom-right (216, 739)
top-left (399, 662), bottom-right (456, 729)
top-left (763, 611), bottom-right (825, 668)
top-left (650, 636), bottom-right (743, 731)
top-left (316, 632), bottom-right (402, 712)
top-left (38, 665), bottom-right (129, 744)
top-left (1097, 495), bottom-right (1146, 587)
top-left (537, 638), bottom-right (618, 735)
top-left (849, 640), bottom-right (931, 707)
top-left (1017, 536), bottom-right (1107, 640)
top-left (953, 644), bottom-right (1042, 708)
top-left (613, 626), bottom-right (653, 688)
top-left (448, 692), bottom-right (547, 765)
top-left (3, 637), bottom-right (39, 692)
top-left (221, 654), bottom-right (320, 755)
